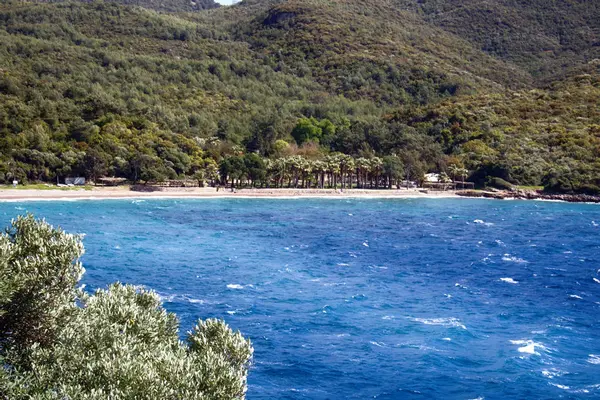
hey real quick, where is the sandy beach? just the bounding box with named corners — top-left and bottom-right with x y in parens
top-left (0, 186), bottom-right (460, 201)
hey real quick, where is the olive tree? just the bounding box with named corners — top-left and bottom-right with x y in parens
top-left (0, 215), bottom-right (253, 399)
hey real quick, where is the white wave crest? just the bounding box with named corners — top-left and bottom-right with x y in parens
top-left (157, 293), bottom-right (176, 303)
top-left (587, 354), bottom-right (600, 364)
top-left (502, 254), bottom-right (527, 263)
top-left (549, 383), bottom-right (570, 390)
top-left (510, 339), bottom-right (548, 355)
top-left (542, 368), bottom-right (567, 379)
top-left (569, 294), bottom-right (583, 299)
top-left (411, 317), bottom-right (467, 330)
top-left (227, 284), bottom-right (244, 290)
top-left (500, 277), bottom-right (519, 284)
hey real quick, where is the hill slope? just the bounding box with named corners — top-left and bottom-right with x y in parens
top-left (32, 0), bottom-right (220, 12)
top-left (391, 63), bottom-right (600, 191)
top-left (0, 0), bottom-right (598, 192)
top-left (392, 0), bottom-right (600, 80)
top-left (194, 0), bottom-right (532, 99)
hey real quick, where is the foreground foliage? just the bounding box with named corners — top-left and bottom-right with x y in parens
top-left (0, 215), bottom-right (253, 399)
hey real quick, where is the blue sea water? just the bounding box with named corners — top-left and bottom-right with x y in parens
top-left (2, 198), bottom-right (600, 399)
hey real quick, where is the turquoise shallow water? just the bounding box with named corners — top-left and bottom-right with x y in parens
top-left (2, 198), bottom-right (600, 399)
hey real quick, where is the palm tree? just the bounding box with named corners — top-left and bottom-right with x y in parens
top-left (272, 157), bottom-right (287, 188)
top-left (312, 160), bottom-right (326, 188)
top-left (288, 155), bottom-right (305, 188)
top-left (263, 158), bottom-right (274, 187)
top-left (299, 157), bottom-right (313, 188)
top-left (205, 160), bottom-right (219, 187)
top-left (370, 157), bottom-right (383, 189)
top-left (448, 164), bottom-right (460, 183)
top-left (324, 154), bottom-right (341, 188)
top-left (355, 157), bottom-right (370, 188)
top-left (339, 154), bottom-right (355, 189)
top-left (448, 165), bottom-right (468, 189)
top-left (458, 168), bottom-right (468, 189)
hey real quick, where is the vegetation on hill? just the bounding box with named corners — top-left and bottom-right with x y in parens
top-left (392, 0), bottom-right (600, 81)
top-left (0, 215), bottom-right (253, 399)
top-left (34, 0), bottom-right (220, 13)
top-left (0, 0), bottom-right (598, 193)
top-left (392, 66), bottom-right (600, 193)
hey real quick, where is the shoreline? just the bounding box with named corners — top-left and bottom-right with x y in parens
top-left (1, 187), bottom-right (598, 204)
top-left (456, 190), bottom-right (600, 204)
top-left (0, 187), bottom-right (460, 202)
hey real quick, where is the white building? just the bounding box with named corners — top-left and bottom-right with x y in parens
top-left (424, 173), bottom-right (441, 183)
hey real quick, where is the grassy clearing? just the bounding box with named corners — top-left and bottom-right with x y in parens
top-left (517, 186), bottom-right (544, 191)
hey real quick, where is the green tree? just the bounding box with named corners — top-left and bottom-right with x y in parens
top-left (399, 150), bottom-right (425, 188)
top-left (272, 139), bottom-right (291, 157)
top-left (355, 157), bottom-right (371, 189)
top-left (0, 215), bottom-right (253, 399)
top-left (82, 148), bottom-right (109, 184)
top-left (382, 155), bottom-right (404, 189)
top-left (130, 153), bottom-right (167, 184)
top-left (220, 156), bottom-right (246, 188)
top-left (244, 153), bottom-right (266, 187)
top-left (291, 117), bottom-right (335, 145)
top-left (448, 164), bottom-right (468, 188)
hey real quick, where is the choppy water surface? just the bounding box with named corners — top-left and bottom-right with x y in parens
top-left (2, 198), bottom-right (600, 399)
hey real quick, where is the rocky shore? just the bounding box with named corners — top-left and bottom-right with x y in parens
top-left (457, 190), bottom-right (600, 203)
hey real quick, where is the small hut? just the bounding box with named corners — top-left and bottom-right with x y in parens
top-left (98, 177), bottom-right (127, 186)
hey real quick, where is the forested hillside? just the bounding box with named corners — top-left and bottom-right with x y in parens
top-left (33, 0), bottom-right (220, 12)
top-left (392, 0), bottom-right (600, 81)
top-left (0, 0), bottom-right (598, 193)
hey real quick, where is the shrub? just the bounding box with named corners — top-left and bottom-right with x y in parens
top-left (486, 177), bottom-right (514, 191)
top-left (0, 215), bottom-right (253, 399)
top-left (575, 184), bottom-right (600, 195)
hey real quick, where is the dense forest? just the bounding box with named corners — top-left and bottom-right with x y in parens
top-left (34, 0), bottom-right (220, 12)
top-left (0, 0), bottom-right (598, 193)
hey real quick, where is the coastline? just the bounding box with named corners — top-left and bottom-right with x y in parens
top-left (0, 187), bottom-right (460, 202)
top-left (456, 190), bottom-right (600, 204)
top-left (2, 186), bottom-right (598, 204)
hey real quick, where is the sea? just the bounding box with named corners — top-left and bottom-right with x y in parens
top-left (2, 198), bottom-right (599, 399)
